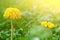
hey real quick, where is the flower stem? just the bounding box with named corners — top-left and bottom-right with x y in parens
top-left (11, 20), bottom-right (14, 40)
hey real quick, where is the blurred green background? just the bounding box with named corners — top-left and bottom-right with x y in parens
top-left (0, 0), bottom-right (60, 40)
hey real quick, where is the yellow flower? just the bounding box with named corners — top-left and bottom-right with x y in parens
top-left (47, 22), bottom-right (55, 28)
top-left (41, 21), bottom-right (47, 27)
top-left (41, 21), bottom-right (55, 28)
top-left (3, 8), bottom-right (21, 20)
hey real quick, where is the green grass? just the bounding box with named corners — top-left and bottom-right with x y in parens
top-left (0, 0), bottom-right (60, 40)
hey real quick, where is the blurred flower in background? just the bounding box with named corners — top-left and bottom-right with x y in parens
top-left (41, 21), bottom-right (55, 28)
top-left (41, 21), bottom-right (47, 27)
top-left (47, 21), bottom-right (55, 28)
top-left (3, 8), bottom-right (21, 20)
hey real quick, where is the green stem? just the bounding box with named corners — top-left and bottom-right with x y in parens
top-left (11, 20), bottom-right (14, 40)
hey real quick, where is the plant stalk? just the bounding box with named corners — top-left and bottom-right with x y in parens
top-left (11, 20), bottom-right (14, 40)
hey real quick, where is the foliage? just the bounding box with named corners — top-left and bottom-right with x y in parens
top-left (0, 0), bottom-right (60, 40)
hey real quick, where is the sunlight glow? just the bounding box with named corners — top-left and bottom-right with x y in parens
top-left (32, 0), bottom-right (60, 13)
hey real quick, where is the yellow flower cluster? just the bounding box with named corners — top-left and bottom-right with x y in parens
top-left (3, 8), bottom-right (21, 20)
top-left (41, 21), bottom-right (55, 28)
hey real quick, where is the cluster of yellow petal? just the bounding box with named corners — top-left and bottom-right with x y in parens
top-left (41, 21), bottom-right (47, 27)
top-left (41, 21), bottom-right (55, 28)
top-left (3, 8), bottom-right (21, 20)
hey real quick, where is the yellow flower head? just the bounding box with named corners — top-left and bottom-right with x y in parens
top-left (41, 21), bottom-right (55, 28)
top-left (41, 21), bottom-right (47, 27)
top-left (47, 22), bottom-right (55, 28)
top-left (3, 8), bottom-right (21, 20)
